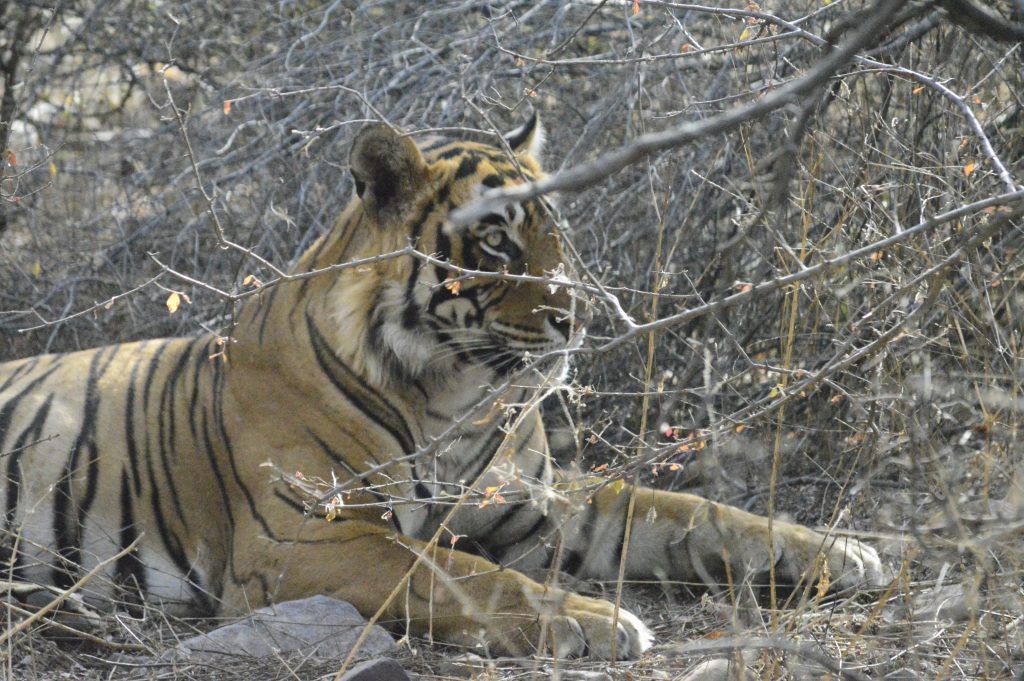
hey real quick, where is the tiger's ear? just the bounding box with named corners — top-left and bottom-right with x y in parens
top-left (504, 113), bottom-right (545, 160)
top-left (350, 124), bottom-right (428, 224)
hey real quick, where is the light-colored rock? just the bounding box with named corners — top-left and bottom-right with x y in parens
top-left (174, 595), bottom-right (395, 660)
top-left (911, 583), bottom-right (974, 623)
top-left (339, 658), bottom-right (410, 681)
top-left (677, 658), bottom-right (753, 681)
top-left (560, 671), bottom-right (612, 681)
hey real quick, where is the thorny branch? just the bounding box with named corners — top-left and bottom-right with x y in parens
top-left (450, 0), bottom-right (907, 225)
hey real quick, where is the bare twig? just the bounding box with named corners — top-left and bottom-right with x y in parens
top-left (451, 0), bottom-right (904, 226)
top-left (0, 535), bottom-right (143, 645)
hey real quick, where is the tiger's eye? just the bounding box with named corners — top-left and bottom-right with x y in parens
top-left (484, 231), bottom-right (505, 249)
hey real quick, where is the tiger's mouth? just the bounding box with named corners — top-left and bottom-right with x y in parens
top-left (439, 332), bottom-right (565, 375)
top-left (473, 322), bottom-right (584, 376)
top-left (479, 347), bottom-right (532, 374)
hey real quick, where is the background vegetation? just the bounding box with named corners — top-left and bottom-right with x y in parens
top-left (2, 1), bottom-right (1023, 679)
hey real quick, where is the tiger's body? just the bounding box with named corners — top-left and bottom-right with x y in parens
top-left (0, 119), bottom-right (882, 658)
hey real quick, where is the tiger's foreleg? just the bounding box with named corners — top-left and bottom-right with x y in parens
top-left (230, 519), bottom-right (652, 659)
top-left (555, 481), bottom-right (884, 595)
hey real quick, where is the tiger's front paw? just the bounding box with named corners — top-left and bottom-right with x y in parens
top-left (817, 534), bottom-right (885, 590)
top-left (545, 593), bottom-right (654, 659)
top-left (490, 591), bottom-right (654, 659)
top-left (773, 524), bottom-right (885, 593)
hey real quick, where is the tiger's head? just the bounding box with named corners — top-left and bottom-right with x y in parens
top-left (329, 116), bottom-right (581, 386)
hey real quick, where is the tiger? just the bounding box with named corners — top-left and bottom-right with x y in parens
top-left (0, 116), bottom-right (883, 660)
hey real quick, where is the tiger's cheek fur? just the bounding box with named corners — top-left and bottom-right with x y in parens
top-left (373, 280), bottom-right (438, 378)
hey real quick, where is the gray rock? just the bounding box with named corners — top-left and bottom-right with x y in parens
top-left (911, 583), bottom-right (973, 623)
top-left (561, 672), bottom-right (612, 681)
top-left (678, 658), bottom-right (753, 681)
top-left (175, 595), bottom-right (395, 660)
top-left (340, 658), bottom-right (410, 681)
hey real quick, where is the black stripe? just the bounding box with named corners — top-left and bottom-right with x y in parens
top-left (560, 550), bottom-right (584, 577)
top-left (94, 342), bottom-right (120, 376)
top-left (257, 282), bottom-right (284, 346)
top-left (194, 396), bottom-right (244, 606)
top-left (453, 154), bottom-right (481, 179)
top-left (306, 316), bottom-right (415, 454)
top-left (273, 489), bottom-right (309, 515)
top-left (400, 297), bottom-right (419, 329)
top-left (436, 146), bottom-right (470, 160)
top-left (370, 185), bottom-right (454, 370)
top-left (156, 341), bottom-right (197, 526)
top-left (5, 394), bottom-right (54, 521)
top-left (296, 232), bottom-right (334, 299)
top-left (480, 174), bottom-right (505, 189)
top-left (209, 358), bottom-right (275, 539)
top-left (420, 139), bottom-right (454, 153)
top-left (478, 212), bottom-right (506, 226)
top-left (205, 352), bottom-right (272, 605)
top-left (308, 430), bottom-right (386, 494)
top-left (612, 497), bottom-right (630, 571)
top-left (140, 340), bottom-right (172, 414)
top-left (504, 114), bottom-right (537, 152)
top-left (0, 356), bottom-right (43, 393)
top-left (187, 338), bottom-right (213, 444)
top-left (123, 349), bottom-right (147, 496)
top-left (115, 467), bottom-right (146, 604)
top-left (198, 375), bottom-right (236, 531)
top-left (410, 379), bottom-right (429, 401)
top-left (414, 481), bottom-right (432, 500)
top-left (482, 513), bottom-right (547, 564)
top-left (466, 442), bottom-right (545, 543)
top-left (0, 365), bottom-right (59, 453)
top-left (137, 343), bottom-right (213, 613)
top-left (403, 186), bottom-right (449, 300)
top-left (53, 345), bottom-right (117, 587)
top-left (142, 495), bottom-right (194, 605)
top-left (3, 393), bottom-right (54, 578)
top-left (139, 339), bottom-right (173, 479)
top-left (436, 222), bottom-right (452, 261)
top-left (83, 346), bottom-right (120, 522)
top-left (566, 500), bottom-right (599, 577)
top-left (456, 426), bottom-right (507, 491)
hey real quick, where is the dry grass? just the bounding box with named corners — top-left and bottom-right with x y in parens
top-left (4, 570), bottom-right (1020, 680)
top-left (2, 1), bottom-right (1024, 679)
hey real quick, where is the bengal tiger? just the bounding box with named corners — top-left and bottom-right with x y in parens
top-left (0, 117), bottom-right (882, 659)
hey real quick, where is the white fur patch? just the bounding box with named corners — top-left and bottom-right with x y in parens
top-left (617, 607), bottom-right (655, 654)
top-left (379, 313), bottom-right (435, 376)
top-left (506, 117), bottom-right (546, 159)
